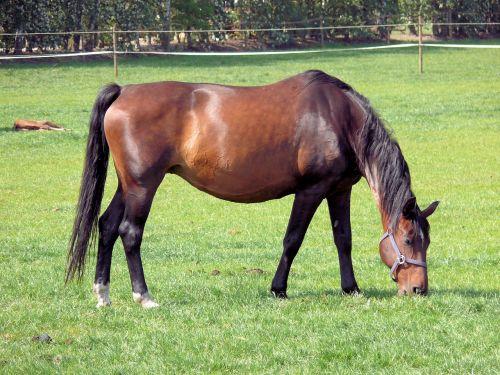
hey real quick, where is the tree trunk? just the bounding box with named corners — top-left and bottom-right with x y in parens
top-left (73, 34), bottom-right (81, 52)
top-left (73, 1), bottom-right (83, 52)
top-left (447, 9), bottom-right (452, 38)
top-left (379, 0), bottom-right (388, 40)
top-left (14, 30), bottom-right (24, 55)
top-left (26, 37), bottom-right (33, 53)
top-left (160, 0), bottom-right (172, 50)
top-left (85, 0), bottom-right (100, 51)
top-left (187, 27), bottom-right (193, 49)
top-left (62, 34), bottom-right (70, 51)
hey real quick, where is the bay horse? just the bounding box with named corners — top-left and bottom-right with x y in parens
top-left (66, 70), bottom-right (439, 308)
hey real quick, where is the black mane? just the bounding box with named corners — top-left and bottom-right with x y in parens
top-left (303, 69), bottom-right (353, 91)
top-left (303, 70), bottom-right (414, 230)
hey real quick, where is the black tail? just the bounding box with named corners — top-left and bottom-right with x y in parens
top-left (66, 84), bottom-right (121, 282)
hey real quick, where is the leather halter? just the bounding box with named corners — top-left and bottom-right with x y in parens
top-left (380, 231), bottom-right (427, 281)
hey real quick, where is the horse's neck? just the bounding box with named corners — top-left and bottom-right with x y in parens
top-left (355, 131), bottom-right (412, 232)
top-left (343, 85), bottom-right (413, 231)
top-left (363, 164), bottom-right (391, 230)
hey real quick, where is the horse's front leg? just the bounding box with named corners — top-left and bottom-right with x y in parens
top-left (271, 190), bottom-right (324, 298)
top-left (327, 189), bottom-right (360, 294)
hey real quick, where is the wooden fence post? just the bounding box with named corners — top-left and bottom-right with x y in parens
top-left (112, 25), bottom-right (118, 80)
top-left (418, 15), bottom-right (423, 74)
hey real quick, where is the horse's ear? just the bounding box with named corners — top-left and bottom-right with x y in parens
top-left (402, 197), bottom-right (417, 217)
top-left (421, 201), bottom-right (440, 218)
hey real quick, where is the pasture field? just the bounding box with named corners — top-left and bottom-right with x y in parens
top-left (0, 42), bottom-right (499, 373)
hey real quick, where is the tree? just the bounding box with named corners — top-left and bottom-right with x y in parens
top-left (237, 0), bottom-right (297, 46)
top-left (171, 0), bottom-right (213, 49)
top-left (1, 0), bottom-right (498, 54)
top-left (84, 0), bottom-right (100, 51)
top-left (98, 0), bottom-right (159, 50)
top-left (160, 0), bottom-right (172, 50)
top-left (0, 0), bottom-right (51, 54)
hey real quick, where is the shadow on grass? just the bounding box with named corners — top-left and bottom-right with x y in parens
top-left (282, 286), bottom-right (498, 301)
top-left (0, 43), bottom-right (421, 71)
top-left (118, 46), bottom-right (420, 70)
top-left (284, 288), bottom-right (393, 300)
top-left (360, 288), bottom-right (395, 299)
top-left (429, 288), bottom-right (499, 298)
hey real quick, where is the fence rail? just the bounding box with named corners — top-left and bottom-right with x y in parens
top-left (1, 21), bottom-right (499, 78)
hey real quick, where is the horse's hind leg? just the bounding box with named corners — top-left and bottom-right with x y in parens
top-left (118, 181), bottom-right (162, 308)
top-left (271, 190), bottom-right (324, 298)
top-left (93, 188), bottom-right (125, 307)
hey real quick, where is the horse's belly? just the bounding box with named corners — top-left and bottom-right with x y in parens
top-left (173, 159), bottom-right (297, 203)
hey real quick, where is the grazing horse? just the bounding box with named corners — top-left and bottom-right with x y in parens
top-left (66, 70), bottom-right (439, 308)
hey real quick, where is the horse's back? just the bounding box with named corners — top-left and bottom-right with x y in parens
top-left (103, 73), bottom-right (356, 202)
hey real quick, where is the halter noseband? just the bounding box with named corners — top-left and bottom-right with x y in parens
top-left (380, 231), bottom-right (427, 281)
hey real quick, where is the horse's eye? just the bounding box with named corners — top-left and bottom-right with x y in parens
top-left (405, 238), bottom-right (412, 246)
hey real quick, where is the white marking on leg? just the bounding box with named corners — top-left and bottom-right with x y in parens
top-left (132, 291), bottom-right (159, 309)
top-left (93, 283), bottom-right (111, 308)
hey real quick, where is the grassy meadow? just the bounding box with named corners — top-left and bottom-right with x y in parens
top-left (0, 42), bottom-right (499, 373)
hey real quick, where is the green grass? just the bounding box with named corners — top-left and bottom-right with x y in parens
top-left (0, 41), bottom-right (499, 373)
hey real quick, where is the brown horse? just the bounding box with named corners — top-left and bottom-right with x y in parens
top-left (66, 70), bottom-right (439, 308)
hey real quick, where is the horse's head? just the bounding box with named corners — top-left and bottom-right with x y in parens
top-left (379, 197), bottom-right (439, 295)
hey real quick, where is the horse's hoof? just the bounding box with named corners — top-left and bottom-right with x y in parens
top-left (342, 285), bottom-right (361, 295)
top-left (271, 290), bottom-right (288, 299)
top-left (133, 292), bottom-right (159, 309)
top-left (93, 283), bottom-right (111, 308)
top-left (141, 300), bottom-right (160, 309)
top-left (96, 299), bottom-right (111, 308)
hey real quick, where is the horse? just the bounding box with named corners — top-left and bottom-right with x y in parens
top-left (66, 70), bottom-right (439, 308)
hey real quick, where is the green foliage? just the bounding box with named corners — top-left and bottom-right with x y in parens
top-left (99, 0), bottom-right (158, 30)
top-left (0, 42), bottom-right (499, 373)
top-left (171, 0), bottom-right (213, 47)
top-left (239, 0), bottom-right (293, 46)
top-left (98, 0), bottom-right (159, 50)
top-left (430, 0), bottom-right (500, 37)
top-left (0, 1), bottom-right (498, 51)
top-left (172, 0), bottom-right (213, 29)
top-left (211, 0), bottom-right (238, 41)
top-left (0, 0), bottom-right (52, 52)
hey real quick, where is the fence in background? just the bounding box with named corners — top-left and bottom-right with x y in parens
top-left (1, 21), bottom-right (499, 76)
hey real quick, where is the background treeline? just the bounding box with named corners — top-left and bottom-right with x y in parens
top-left (1, 0), bottom-right (498, 54)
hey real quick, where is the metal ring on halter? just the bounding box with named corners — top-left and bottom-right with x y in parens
top-left (397, 255), bottom-right (406, 264)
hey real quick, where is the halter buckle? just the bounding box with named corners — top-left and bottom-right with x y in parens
top-left (397, 255), bottom-right (406, 265)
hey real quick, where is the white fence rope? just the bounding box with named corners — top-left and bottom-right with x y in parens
top-left (0, 51), bottom-right (113, 60)
top-left (422, 43), bottom-right (500, 49)
top-left (0, 42), bottom-right (499, 60)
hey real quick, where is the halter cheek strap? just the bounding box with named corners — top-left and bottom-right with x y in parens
top-left (380, 231), bottom-right (427, 281)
